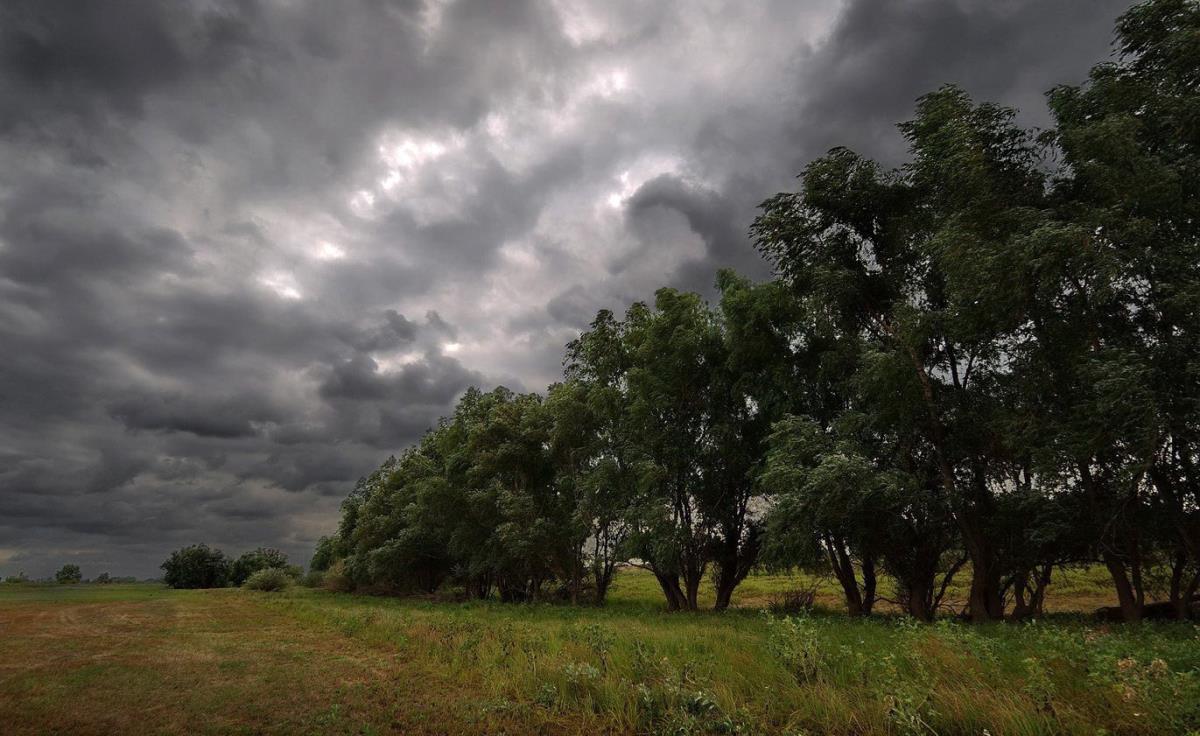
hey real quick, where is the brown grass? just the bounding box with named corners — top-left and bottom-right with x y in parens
top-left (0, 588), bottom-right (607, 735)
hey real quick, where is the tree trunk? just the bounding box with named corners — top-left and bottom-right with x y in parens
top-left (714, 580), bottom-right (735, 611)
top-left (1168, 553), bottom-right (1199, 620)
top-left (1103, 553), bottom-right (1144, 622)
top-left (861, 556), bottom-right (877, 615)
top-left (905, 346), bottom-right (1002, 622)
top-left (907, 577), bottom-right (933, 622)
top-left (827, 539), bottom-right (865, 616)
top-left (713, 556), bottom-right (739, 611)
top-left (963, 534), bottom-right (1004, 621)
top-left (961, 466), bottom-right (1004, 621)
top-left (654, 571), bottom-right (687, 611)
top-left (1009, 564), bottom-right (1053, 621)
top-left (594, 562), bottom-right (614, 606)
top-left (684, 569), bottom-right (702, 611)
top-left (713, 526), bottom-right (760, 611)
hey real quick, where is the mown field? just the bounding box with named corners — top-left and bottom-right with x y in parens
top-left (2, 569), bottom-right (1199, 735)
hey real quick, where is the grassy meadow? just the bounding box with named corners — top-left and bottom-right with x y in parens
top-left (2, 569), bottom-right (1199, 735)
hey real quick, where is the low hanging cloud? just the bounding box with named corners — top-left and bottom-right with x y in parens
top-left (0, 0), bottom-right (1131, 577)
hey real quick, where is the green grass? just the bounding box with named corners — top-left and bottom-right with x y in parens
top-left (2, 571), bottom-right (1198, 735)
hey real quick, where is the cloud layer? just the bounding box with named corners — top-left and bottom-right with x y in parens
top-left (0, 0), bottom-right (1130, 577)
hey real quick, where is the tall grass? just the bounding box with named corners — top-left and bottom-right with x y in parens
top-left (253, 568), bottom-right (1200, 735)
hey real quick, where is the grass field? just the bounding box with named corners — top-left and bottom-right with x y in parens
top-left (2, 569), bottom-right (1199, 735)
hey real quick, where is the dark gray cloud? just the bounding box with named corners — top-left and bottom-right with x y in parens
top-left (0, 0), bottom-right (1131, 577)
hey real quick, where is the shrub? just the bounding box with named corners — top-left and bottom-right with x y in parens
top-left (243, 567), bottom-right (292, 592)
top-left (161, 544), bottom-right (231, 589)
top-left (322, 559), bottom-right (353, 592)
top-left (765, 614), bottom-right (825, 683)
top-left (767, 587), bottom-right (817, 615)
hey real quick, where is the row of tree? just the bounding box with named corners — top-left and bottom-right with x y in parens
top-left (315, 0), bottom-right (1199, 622)
top-left (160, 545), bottom-right (299, 589)
top-left (0, 567), bottom-right (139, 584)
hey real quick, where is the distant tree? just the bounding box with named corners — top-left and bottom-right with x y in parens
top-left (161, 544), bottom-right (231, 589)
top-left (4, 572), bottom-right (29, 584)
top-left (93, 572), bottom-right (113, 584)
top-left (231, 548), bottom-right (290, 586)
top-left (55, 564), bottom-right (82, 585)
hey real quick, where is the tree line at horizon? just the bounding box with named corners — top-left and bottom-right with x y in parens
top-left (321, 1), bottom-right (1190, 622)
top-left (159, 544), bottom-right (302, 589)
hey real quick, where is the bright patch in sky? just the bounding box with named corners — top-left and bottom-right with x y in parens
top-left (258, 273), bottom-right (302, 300)
top-left (314, 242), bottom-right (346, 261)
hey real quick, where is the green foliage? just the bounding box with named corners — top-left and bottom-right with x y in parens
top-left (764, 614), bottom-right (824, 683)
top-left (54, 564), bottom-right (82, 585)
top-left (230, 548), bottom-right (291, 586)
top-left (242, 567), bottom-right (292, 592)
top-left (160, 544), bottom-right (231, 589)
top-left (299, 570), bottom-right (325, 588)
top-left (751, 0), bottom-right (1200, 623)
top-left (308, 535), bottom-right (337, 573)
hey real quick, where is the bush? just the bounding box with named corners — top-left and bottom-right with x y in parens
top-left (243, 567), bottom-right (292, 592)
top-left (322, 559), bottom-right (353, 592)
top-left (161, 544), bottom-right (231, 589)
top-left (767, 587), bottom-right (817, 615)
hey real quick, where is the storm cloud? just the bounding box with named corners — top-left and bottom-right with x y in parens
top-left (0, 0), bottom-right (1131, 577)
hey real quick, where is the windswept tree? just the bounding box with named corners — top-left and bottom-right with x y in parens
top-left (753, 83), bottom-right (1057, 621)
top-left (706, 273), bottom-right (795, 609)
top-left (1016, 0), bottom-right (1200, 621)
top-left (762, 417), bottom-right (880, 617)
top-left (574, 280), bottom-right (779, 611)
top-left (544, 379), bottom-right (633, 604)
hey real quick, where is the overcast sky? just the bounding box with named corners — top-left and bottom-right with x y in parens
top-left (0, 0), bottom-right (1132, 578)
